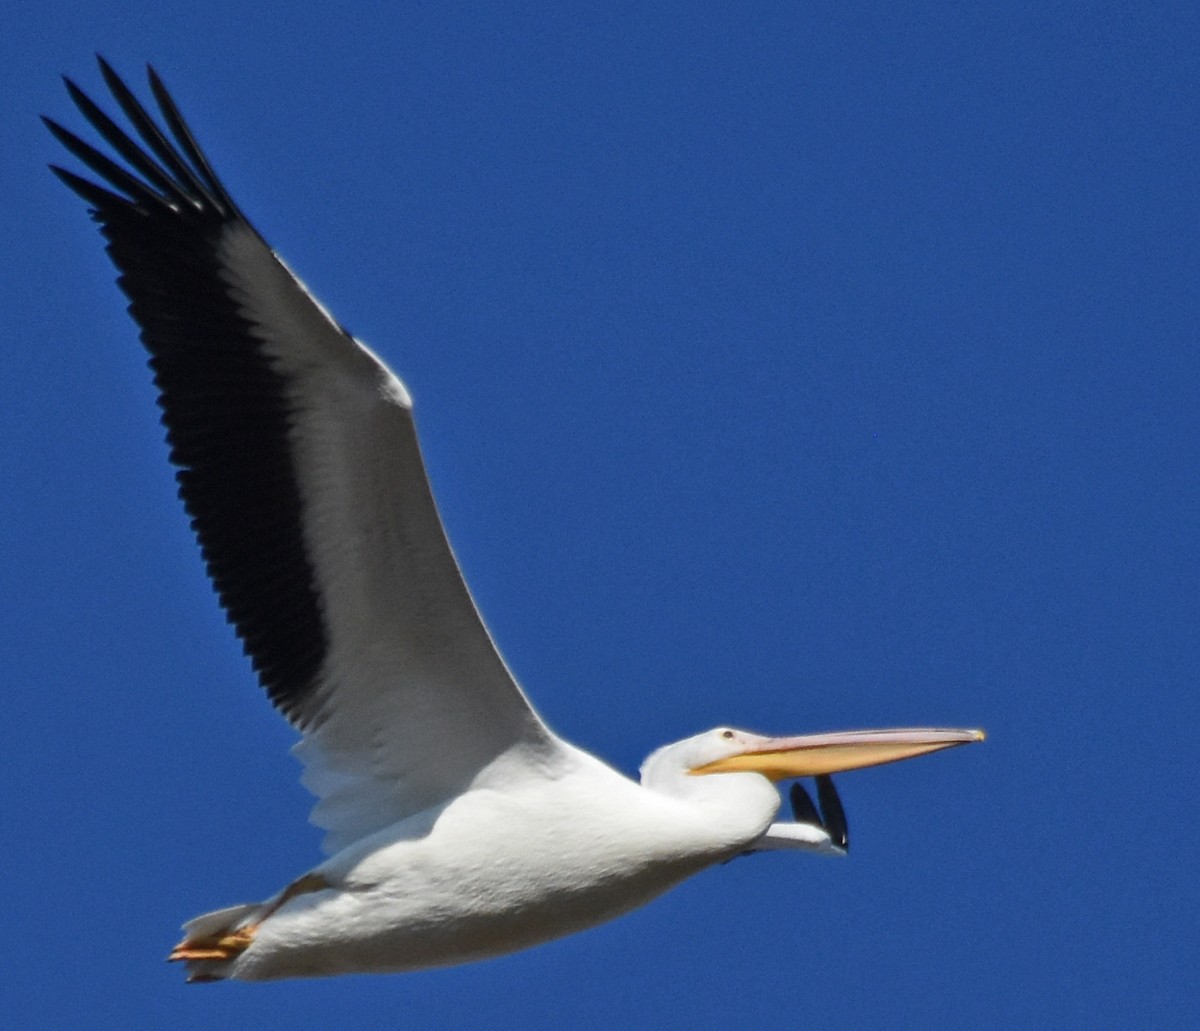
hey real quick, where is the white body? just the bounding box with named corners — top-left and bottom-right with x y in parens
top-left (234, 744), bottom-right (778, 980)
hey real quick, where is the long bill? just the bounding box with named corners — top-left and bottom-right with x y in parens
top-left (690, 727), bottom-right (985, 779)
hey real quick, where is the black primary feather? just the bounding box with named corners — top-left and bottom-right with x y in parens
top-left (46, 59), bottom-right (328, 726)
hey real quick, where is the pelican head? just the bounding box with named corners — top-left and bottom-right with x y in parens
top-left (645, 725), bottom-right (983, 785)
top-left (640, 725), bottom-right (984, 854)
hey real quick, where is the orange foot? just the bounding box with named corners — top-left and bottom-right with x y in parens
top-left (169, 925), bottom-right (257, 963)
top-left (168, 872), bottom-right (329, 965)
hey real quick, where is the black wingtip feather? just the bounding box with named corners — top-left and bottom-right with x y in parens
top-left (43, 113), bottom-right (167, 209)
top-left (47, 162), bottom-right (122, 212)
top-left (62, 74), bottom-right (192, 208)
top-left (96, 59), bottom-right (226, 215)
top-left (145, 64), bottom-right (240, 219)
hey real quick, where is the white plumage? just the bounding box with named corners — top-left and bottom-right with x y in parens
top-left (46, 59), bottom-right (983, 982)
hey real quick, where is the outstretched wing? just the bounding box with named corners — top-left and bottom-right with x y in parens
top-left (47, 59), bottom-right (557, 855)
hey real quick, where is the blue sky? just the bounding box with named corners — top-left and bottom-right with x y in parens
top-left (4, 2), bottom-right (1197, 1028)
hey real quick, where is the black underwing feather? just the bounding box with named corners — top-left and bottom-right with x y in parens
top-left (788, 781), bottom-right (821, 826)
top-left (816, 775), bottom-right (849, 851)
top-left (48, 59), bottom-right (327, 726)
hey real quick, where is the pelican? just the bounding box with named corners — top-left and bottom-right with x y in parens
top-left (45, 59), bottom-right (983, 984)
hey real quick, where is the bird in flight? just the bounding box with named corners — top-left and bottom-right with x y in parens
top-left (45, 59), bottom-right (983, 983)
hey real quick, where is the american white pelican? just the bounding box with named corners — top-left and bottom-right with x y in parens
top-left (46, 60), bottom-right (984, 984)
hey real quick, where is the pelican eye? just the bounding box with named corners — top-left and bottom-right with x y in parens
top-left (720, 730), bottom-right (734, 739)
